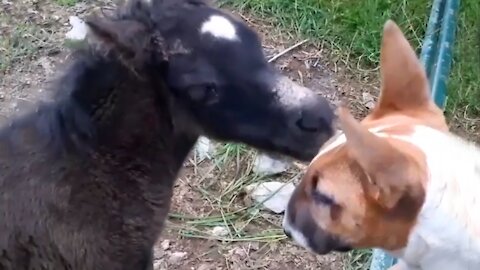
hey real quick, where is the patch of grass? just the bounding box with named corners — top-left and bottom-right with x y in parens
top-left (0, 21), bottom-right (42, 73)
top-left (221, 0), bottom-right (430, 66)
top-left (343, 249), bottom-right (373, 270)
top-left (445, 0), bottom-right (480, 116)
top-left (0, 10), bottom-right (58, 74)
top-left (169, 141), bottom-right (293, 244)
top-left (215, 142), bottom-right (249, 166)
top-left (221, 0), bottom-right (479, 117)
top-left (54, 0), bottom-right (80, 7)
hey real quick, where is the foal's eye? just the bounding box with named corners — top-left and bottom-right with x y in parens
top-left (204, 83), bottom-right (219, 104)
top-left (311, 190), bottom-right (335, 205)
top-left (186, 83), bottom-right (218, 104)
top-left (206, 83), bottom-right (216, 94)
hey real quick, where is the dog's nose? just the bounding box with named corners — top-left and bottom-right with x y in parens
top-left (295, 97), bottom-right (334, 133)
top-left (283, 228), bottom-right (292, 238)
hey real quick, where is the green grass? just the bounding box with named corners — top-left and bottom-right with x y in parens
top-left (0, 3), bottom-right (61, 75)
top-left (54, 0), bottom-right (80, 7)
top-left (446, 0), bottom-right (480, 116)
top-left (0, 21), bottom-right (52, 74)
top-left (169, 141), bottom-right (290, 244)
top-left (220, 0), bottom-right (479, 117)
top-left (343, 249), bottom-right (373, 270)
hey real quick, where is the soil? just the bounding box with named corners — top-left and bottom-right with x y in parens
top-left (2, 1), bottom-right (472, 270)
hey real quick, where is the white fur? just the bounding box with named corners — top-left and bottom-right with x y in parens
top-left (282, 207), bottom-right (311, 251)
top-left (310, 124), bottom-right (395, 164)
top-left (200, 15), bottom-right (238, 41)
top-left (384, 126), bottom-right (480, 269)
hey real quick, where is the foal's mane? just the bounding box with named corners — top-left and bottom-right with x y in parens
top-left (0, 48), bottom-right (125, 157)
top-left (0, 0), bottom-right (215, 157)
top-left (0, 2), bottom-right (152, 156)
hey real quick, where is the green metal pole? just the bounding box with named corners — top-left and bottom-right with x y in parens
top-left (369, 0), bottom-right (459, 269)
top-left (427, 0), bottom-right (460, 108)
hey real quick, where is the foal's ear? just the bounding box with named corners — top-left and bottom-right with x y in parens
top-left (85, 14), bottom-right (151, 61)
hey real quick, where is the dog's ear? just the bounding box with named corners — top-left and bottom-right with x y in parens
top-left (338, 107), bottom-right (412, 209)
top-left (85, 13), bottom-right (151, 62)
top-left (370, 20), bottom-right (432, 117)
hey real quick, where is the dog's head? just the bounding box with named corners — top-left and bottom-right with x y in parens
top-left (282, 20), bottom-right (449, 254)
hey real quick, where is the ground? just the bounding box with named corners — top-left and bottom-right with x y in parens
top-left (0, 0), bottom-right (477, 270)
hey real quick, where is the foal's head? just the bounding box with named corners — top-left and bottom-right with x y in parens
top-left (85, 0), bottom-right (335, 161)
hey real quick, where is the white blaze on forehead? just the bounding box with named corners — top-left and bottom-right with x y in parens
top-left (273, 76), bottom-right (311, 108)
top-left (200, 15), bottom-right (238, 41)
top-left (311, 124), bottom-right (397, 165)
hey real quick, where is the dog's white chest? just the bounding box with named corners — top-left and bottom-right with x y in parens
top-left (393, 125), bottom-right (480, 270)
top-left (397, 233), bottom-right (480, 270)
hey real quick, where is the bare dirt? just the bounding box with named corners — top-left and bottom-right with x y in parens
top-left (3, 1), bottom-right (468, 270)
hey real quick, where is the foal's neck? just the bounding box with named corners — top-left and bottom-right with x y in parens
top-left (71, 50), bottom-right (198, 166)
top-left (26, 49), bottom-right (197, 176)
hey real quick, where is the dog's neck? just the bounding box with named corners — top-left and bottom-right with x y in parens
top-left (382, 125), bottom-right (480, 269)
top-left (315, 122), bottom-right (480, 269)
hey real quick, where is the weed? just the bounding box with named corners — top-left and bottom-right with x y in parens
top-left (445, 0), bottom-right (480, 116)
top-left (343, 249), bottom-right (373, 270)
top-left (0, 22), bottom-right (42, 73)
top-left (55, 0), bottom-right (80, 7)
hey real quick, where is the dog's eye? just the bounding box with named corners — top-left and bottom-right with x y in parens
top-left (311, 190), bottom-right (334, 205)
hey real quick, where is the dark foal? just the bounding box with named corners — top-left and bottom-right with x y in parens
top-left (0, 0), bottom-right (334, 269)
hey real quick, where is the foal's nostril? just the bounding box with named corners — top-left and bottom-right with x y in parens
top-left (296, 109), bottom-right (328, 133)
top-left (283, 228), bottom-right (292, 238)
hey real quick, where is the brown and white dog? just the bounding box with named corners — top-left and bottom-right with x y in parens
top-left (282, 20), bottom-right (480, 270)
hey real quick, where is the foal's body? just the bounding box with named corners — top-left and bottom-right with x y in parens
top-left (0, 50), bottom-right (185, 269)
top-left (0, 0), bottom-right (335, 269)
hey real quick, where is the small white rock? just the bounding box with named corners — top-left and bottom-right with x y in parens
top-left (65, 16), bottom-right (88, 41)
top-left (153, 259), bottom-right (166, 270)
top-left (168, 251), bottom-right (188, 264)
top-left (153, 260), bottom-right (162, 269)
top-left (194, 136), bottom-right (216, 161)
top-left (160, 239), bottom-right (170, 250)
top-left (211, 226), bottom-right (229, 237)
top-left (244, 181), bottom-right (295, 214)
top-left (153, 247), bottom-right (164, 260)
top-left (228, 246), bottom-right (247, 257)
top-left (197, 263), bottom-right (213, 270)
top-left (252, 154), bottom-right (291, 175)
top-left (362, 92), bottom-right (376, 110)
